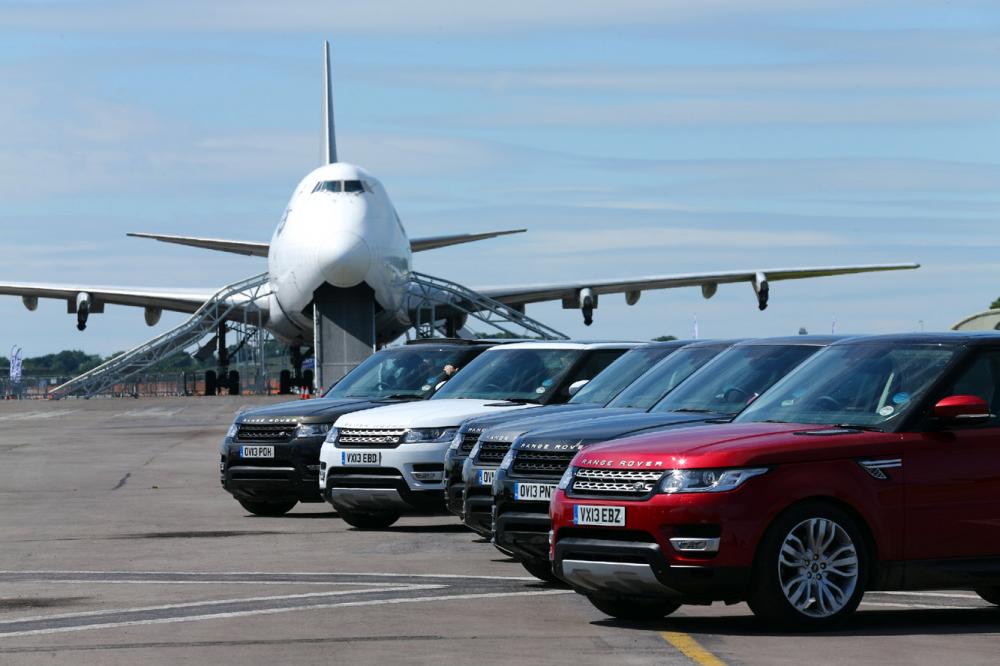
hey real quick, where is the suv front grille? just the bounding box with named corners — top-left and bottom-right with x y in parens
top-left (336, 428), bottom-right (406, 448)
top-left (569, 467), bottom-right (663, 498)
top-left (235, 423), bottom-right (295, 443)
top-left (459, 433), bottom-right (481, 454)
top-left (475, 440), bottom-right (512, 465)
top-left (511, 449), bottom-right (577, 477)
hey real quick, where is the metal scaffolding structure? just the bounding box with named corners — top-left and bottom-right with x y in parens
top-left (51, 273), bottom-right (272, 399)
top-left (48, 270), bottom-right (565, 399)
top-left (407, 272), bottom-right (567, 340)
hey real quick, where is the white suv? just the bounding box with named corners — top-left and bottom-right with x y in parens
top-left (319, 341), bottom-right (634, 528)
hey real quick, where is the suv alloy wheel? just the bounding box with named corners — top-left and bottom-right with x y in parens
top-left (748, 502), bottom-right (869, 628)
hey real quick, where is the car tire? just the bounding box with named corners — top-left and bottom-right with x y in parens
top-left (520, 557), bottom-right (562, 584)
top-left (340, 511), bottom-right (400, 529)
top-left (238, 498), bottom-right (298, 516)
top-left (748, 501), bottom-right (868, 630)
top-left (587, 595), bottom-right (680, 621)
top-left (975, 588), bottom-right (1000, 606)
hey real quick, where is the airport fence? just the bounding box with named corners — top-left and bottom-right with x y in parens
top-left (1, 373), bottom-right (283, 399)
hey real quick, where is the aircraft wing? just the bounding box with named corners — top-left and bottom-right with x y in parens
top-left (127, 232), bottom-right (270, 257)
top-left (477, 263), bottom-right (920, 320)
top-left (410, 228), bottom-right (526, 252)
top-left (0, 282), bottom-right (216, 314)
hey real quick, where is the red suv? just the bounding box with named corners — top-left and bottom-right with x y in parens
top-left (550, 333), bottom-right (1000, 628)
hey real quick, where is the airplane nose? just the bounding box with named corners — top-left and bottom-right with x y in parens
top-left (321, 232), bottom-right (371, 287)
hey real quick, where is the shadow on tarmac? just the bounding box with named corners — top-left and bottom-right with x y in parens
top-left (594, 606), bottom-right (1000, 637)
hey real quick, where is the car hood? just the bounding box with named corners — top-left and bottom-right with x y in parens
top-left (459, 404), bottom-right (601, 436)
top-left (574, 422), bottom-right (902, 470)
top-left (516, 410), bottom-right (722, 450)
top-left (236, 397), bottom-right (411, 424)
top-left (333, 398), bottom-right (536, 429)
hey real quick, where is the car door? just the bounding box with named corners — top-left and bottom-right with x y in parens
top-left (904, 349), bottom-right (1000, 562)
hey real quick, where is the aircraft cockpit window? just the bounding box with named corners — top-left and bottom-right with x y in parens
top-left (312, 180), bottom-right (366, 194)
top-left (313, 181), bottom-right (342, 193)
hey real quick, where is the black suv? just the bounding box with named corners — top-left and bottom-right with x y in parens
top-left (219, 339), bottom-right (493, 515)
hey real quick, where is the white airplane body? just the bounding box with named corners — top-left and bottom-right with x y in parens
top-left (0, 43), bottom-right (920, 357)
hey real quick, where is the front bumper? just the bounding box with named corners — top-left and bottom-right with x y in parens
top-left (320, 439), bottom-right (450, 515)
top-left (444, 447), bottom-right (468, 517)
top-left (553, 537), bottom-right (747, 602)
top-left (221, 437), bottom-right (325, 503)
top-left (461, 462), bottom-right (498, 535)
top-left (493, 471), bottom-right (553, 560)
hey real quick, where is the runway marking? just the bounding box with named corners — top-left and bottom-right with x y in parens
top-left (0, 570), bottom-right (538, 581)
top-left (0, 589), bottom-right (570, 638)
top-left (660, 631), bottom-right (726, 666)
top-left (0, 585), bottom-right (436, 625)
top-left (0, 410), bottom-right (80, 422)
top-left (870, 591), bottom-right (981, 600)
top-left (860, 601), bottom-right (980, 610)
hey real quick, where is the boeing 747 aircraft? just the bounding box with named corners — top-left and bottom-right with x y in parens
top-left (0, 43), bottom-right (917, 380)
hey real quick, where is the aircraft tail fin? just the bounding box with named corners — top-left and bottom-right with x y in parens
top-left (323, 40), bottom-right (337, 164)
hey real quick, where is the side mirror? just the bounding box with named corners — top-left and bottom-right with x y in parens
top-left (932, 395), bottom-right (992, 424)
top-left (567, 379), bottom-right (590, 396)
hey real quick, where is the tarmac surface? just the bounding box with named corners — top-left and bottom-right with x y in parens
top-left (0, 397), bottom-right (998, 665)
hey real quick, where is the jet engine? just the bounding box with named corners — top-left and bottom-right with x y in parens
top-left (75, 292), bottom-right (91, 331)
top-left (752, 272), bottom-right (769, 310)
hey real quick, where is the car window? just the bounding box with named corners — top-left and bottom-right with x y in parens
top-left (738, 344), bottom-right (959, 428)
top-left (605, 346), bottom-right (725, 410)
top-left (431, 348), bottom-right (583, 402)
top-left (569, 345), bottom-right (677, 405)
top-left (934, 351), bottom-right (1000, 425)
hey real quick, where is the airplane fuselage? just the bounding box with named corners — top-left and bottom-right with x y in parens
top-left (264, 162), bottom-right (413, 346)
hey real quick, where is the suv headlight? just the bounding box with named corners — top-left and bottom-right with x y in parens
top-left (659, 468), bottom-right (767, 494)
top-left (324, 427), bottom-right (339, 443)
top-left (498, 447), bottom-right (515, 472)
top-left (226, 421), bottom-right (239, 439)
top-left (557, 466), bottom-right (575, 490)
top-left (295, 423), bottom-right (332, 438)
top-left (447, 430), bottom-right (465, 451)
top-left (403, 428), bottom-right (458, 444)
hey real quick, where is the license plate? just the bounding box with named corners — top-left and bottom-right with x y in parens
top-left (240, 446), bottom-right (274, 458)
top-left (574, 504), bottom-right (626, 527)
top-left (477, 469), bottom-right (496, 486)
top-left (341, 451), bottom-right (381, 466)
top-left (515, 482), bottom-right (556, 502)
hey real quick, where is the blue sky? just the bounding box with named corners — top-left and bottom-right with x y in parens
top-left (1, 0), bottom-right (999, 356)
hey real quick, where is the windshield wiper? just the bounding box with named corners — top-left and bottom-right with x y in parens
top-left (671, 408), bottom-right (714, 414)
top-left (494, 398), bottom-right (541, 405)
top-left (830, 423), bottom-right (885, 432)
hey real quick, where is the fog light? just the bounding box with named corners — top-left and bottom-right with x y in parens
top-left (548, 530), bottom-right (554, 547)
top-left (669, 537), bottom-right (720, 553)
top-left (412, 471), bottom-right (444, 482)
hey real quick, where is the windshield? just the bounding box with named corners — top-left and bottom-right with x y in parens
top-left (432, 348), bottom-right (583, 402)
top-left (323, 347), bottom-right (475, 399)
top-left (651, 344), bottom-right (820, 416)
top-left (737, 344), bottom-right (959, 428)
top-left (568, 345), bottom-right (680, 405)
top-left (606, 345), bottom-right (726, 410)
